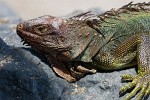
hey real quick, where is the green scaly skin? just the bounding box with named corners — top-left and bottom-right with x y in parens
top-left (16, 2), bottom-right (150, 100)
top-left (92, 3), bottom-right (150, 100)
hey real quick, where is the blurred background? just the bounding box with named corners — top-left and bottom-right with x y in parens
top-left (0, 0), bottom-right (149, 19)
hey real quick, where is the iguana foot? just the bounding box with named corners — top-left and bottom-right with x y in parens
top-left (120, 73), bottom-right (150, 100)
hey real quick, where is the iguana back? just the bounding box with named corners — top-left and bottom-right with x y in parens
top-left (98, 2), bottom-right (150, 52)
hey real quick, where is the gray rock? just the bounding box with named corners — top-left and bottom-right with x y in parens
top-left (0, 2), bottom-right (149, 100)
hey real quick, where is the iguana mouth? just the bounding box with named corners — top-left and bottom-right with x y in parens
top-left (17, 23), bottom-right (62, 47)
top-left (17, 23), bottom-right (43, 45)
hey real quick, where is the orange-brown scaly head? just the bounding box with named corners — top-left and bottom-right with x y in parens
top-left (17, 15), bottom-right (72, 60)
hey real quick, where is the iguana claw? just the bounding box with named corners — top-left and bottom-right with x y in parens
top-left (120, 73), bottom-right (150, 100)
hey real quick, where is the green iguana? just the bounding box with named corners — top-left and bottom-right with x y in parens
top-left (16, 2), bottom-right (150, 100)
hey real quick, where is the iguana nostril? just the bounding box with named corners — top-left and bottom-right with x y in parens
top-left (17, 23), bottom-right (24, 30)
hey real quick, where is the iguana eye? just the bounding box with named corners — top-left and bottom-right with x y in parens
top-left (34, 25), bottom-right (49, 34)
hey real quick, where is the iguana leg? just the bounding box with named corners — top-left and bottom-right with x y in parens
top-left (93, 33), bottom-right (150, 100)
top-left (70, 63), bottom-right (97, 79)
top-left (120, 34), bottom-right (150, 100)
top-left (70, 65), bottom-right (97, 80)
top-left (75, 65), bottom-right (97, 73)
top-left (72, 62), bottom-right (97, 74)
top-left (46, 55), bottom-right (96, 82)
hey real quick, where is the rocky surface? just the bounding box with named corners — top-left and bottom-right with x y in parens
top-left (0, 2), bottom-right (148, 100)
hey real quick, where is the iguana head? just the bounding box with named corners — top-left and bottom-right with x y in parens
top-left (16, 12), bottom-right (103, 82)
top-left (17, 15), bottom-right (72, 60)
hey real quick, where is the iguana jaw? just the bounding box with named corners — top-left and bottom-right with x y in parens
top-left (17, 25), bottom-right (42, 45)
